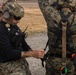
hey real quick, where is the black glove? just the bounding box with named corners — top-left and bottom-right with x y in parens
top-left (41, 53), bottom-right (49, 67)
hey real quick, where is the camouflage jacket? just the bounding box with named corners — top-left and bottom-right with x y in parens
top-left (38, 0), bottom-right (76, 54)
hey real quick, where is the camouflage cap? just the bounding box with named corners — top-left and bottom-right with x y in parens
top-left (2, 1), bottom-right (24, 17)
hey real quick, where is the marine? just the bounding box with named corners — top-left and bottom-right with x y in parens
top-left (38, 0), bottom-right (76, 75)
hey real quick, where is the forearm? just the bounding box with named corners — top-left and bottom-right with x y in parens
top-left (21, 51), bottom-right (34, 58)
top-left (21, 50), bottom-right (44, 59)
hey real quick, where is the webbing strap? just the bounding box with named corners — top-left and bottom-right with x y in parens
top-left (62, 22), bottom-right (67, 66)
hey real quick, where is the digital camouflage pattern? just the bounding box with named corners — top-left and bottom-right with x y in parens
top-left (45, 57), bottom-right (74, 75)
top-left (38, 0), bottom-right (76, 75)
top-left (0, 59), bottom-right (31, 75)
top-left (2, 1), bottom-right (24, 17)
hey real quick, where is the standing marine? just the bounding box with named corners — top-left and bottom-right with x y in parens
top-left (38, 0), bottom-right (76, 75)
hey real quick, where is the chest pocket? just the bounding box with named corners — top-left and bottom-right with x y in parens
top-left (8, 26), bottom-right (25, 47)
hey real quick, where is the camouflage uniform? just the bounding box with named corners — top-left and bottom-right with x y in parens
top-left (38, 0), bottom-right (76, 75)
top-left (0, 59), bottom-right (31, 75)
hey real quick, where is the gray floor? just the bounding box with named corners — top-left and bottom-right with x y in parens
top-left (26, 32), bottom-right (48, 75)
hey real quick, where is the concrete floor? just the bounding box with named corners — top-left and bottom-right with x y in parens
top-left (26, 32), bottom-right (48, 75)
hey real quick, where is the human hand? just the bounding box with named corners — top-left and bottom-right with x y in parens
top-left (33, 50), bottom-right (45, 59)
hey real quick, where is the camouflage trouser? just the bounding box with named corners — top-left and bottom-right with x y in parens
top-left (0, 59), bottom-right (31, 75)
top-left (45, 57), bottom-right (75, 75)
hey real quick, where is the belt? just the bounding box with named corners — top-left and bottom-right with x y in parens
top-left (50, 53), bottom-right (71, 58)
